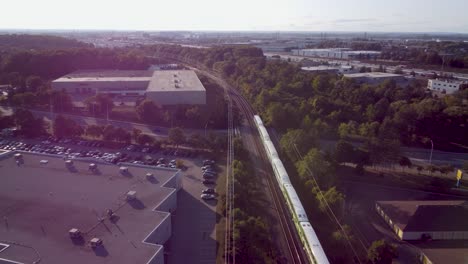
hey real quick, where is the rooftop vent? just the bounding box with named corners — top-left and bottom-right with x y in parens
top-left (120, 166), bottom-right (128, 172)
top-left (65, 160), bottom-right (73, 165)
top-left (14, 153), bottom-right (22, 159)
top-left (146, 173), bottom-right (153, 179)
top-left (69, 228), bottom-right (82, 239)
top-left (126, 190), bottom-right (137, 201)
top-left (40, 160), bottom-right (48, 165)
top-left (89, 163), bottom-right (97, 170)
top-left (90, 237), bottom-right (103, 248)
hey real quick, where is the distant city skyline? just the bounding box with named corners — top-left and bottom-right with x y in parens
top-left (1, 0), bottom-right (468, 33)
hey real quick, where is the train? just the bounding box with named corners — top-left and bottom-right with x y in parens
top-left (253, 115), bottom-right (330, 264)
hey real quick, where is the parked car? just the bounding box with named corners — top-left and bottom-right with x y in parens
top-left (202, 188), bottom-right (215, 194)
top-left (201, 194), bottom-right (216, 200)
top-left (202, 179), bottom-right (215, 185)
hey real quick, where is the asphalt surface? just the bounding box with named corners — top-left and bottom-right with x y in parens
top-left (166, 159), bottom-right (217, 264)
top-left (319, 139), bottom-right (468, 168)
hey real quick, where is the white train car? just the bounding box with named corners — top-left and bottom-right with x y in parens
top-left (258, 126), bottom-right (270, 141)
top-left (254, 115), bottom-right (329, 264)
top-left (272, 158), bottom-right (291, 186)
top-left (283, 183), bottom-right (309, 222)
top-left (264, 140), bottom-right (279, 160)
top-left (300, 222), bottom-right (330, 264)
top-left (254, 115), bottom-right (263, 126)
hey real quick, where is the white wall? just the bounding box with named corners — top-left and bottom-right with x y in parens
top-left (144, 214), bottom-right (172, 245)
top-left (428, 79), bottom-right (461, 94)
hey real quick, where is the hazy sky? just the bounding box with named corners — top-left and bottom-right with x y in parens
top-left (1, 0), bottom-right (467, 33)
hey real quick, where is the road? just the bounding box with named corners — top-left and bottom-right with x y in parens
top-left (0, 105), bottom-right (226, 139)
top-left (319, 139), bottom-right (468, 168)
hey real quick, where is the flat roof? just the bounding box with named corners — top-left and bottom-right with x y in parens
top-left (415, 240), bottom-right (468, 264)
top-left (147, 70), bottom-right (206, 92)
top-left (377, 200), bottom-right (468, 232)
top-left (344, 72), bottom-right (404, 78)
top-left (0, 152), bottom-right (178, 264)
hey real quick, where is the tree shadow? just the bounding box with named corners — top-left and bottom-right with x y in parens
top-left (93, 245), bottom-right (109, 257)
top-left (128, 199), bottom-right (146, 210)
top-left (67, 165), bottom-right (78, 173)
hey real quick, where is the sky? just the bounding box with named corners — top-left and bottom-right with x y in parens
top-left (1, 0), bottom-right (468, 33)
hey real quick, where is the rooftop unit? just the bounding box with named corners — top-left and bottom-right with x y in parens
top-left (120, 166), bottom-right (129, 173)
top-left (89, 163), bottom-right (97, 170)
top-left (126, 191), bottom-right (137, 201)
top-left (90, 237), bottom-right (103, 248)
top-left (145, 173), bottom-right (154, 179)
top-left (65, 160), bottom-right (73, 165)
top-left (40, 160), bottom-right (48, 165)
top-left (14, 153), bottom-right (22, 159)
top-left (69, 228), bottom-right (81, 239)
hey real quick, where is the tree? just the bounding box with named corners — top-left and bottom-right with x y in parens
top-left (84, 94), bottom-right (114, 116)
top-left (86, 125), bottom-right (104, 138)
top-left (13, 109), bottom-right (46, 137)
top-left (334, 140), bottom-right (355, 164)
top-left (25, 75), bottom-right (43, 92)
top-left (315, 186), bottom-right (345, 219)
top-left (53, 115), bottom-right (83, 138)
top-left (168, 127), bottom-right (185, 147)
top-left (295, 148), bottom-right (334, 187)
top-left (399, 156), bottom-right (412, 169)
top-left (176, 159), bottom-right (185, 169)
top-left (102, 125), bottom-right (117, 141)
top-left (280, 129), bottom-right (317, 162)
top-left (136, 100), bottom-right (162, 124)
top-left (136, 134), bottom-right (154, 145)
top-left (367, 239), bottom-right (398, 264)
top-left (132, 128), bottom-right (142, 141)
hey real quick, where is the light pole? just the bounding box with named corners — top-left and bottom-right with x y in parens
top-left (429, 139), bottom-right (434, 165)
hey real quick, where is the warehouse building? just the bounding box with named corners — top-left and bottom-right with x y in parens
top-left (291, 48), bottom-right (381, 60)
top-left (343, 72), bottom-right (406, 85)
top-left (301, 65), bottom-right (357, 74)
top-left (0, 151), bottom-right (182, 264)
top-left (51, 69), bottom-right (206, 105)
top-left (376, 200), bottom-right (468, 241)
top-left (427, 79), bottom-right (466, 94)
top-left (376, 200), bottom-right (468, 264)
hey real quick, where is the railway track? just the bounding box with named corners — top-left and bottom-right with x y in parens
top-left (229, 89), bottom-right (308, 264)
top-left (150, 52), bottom-right (308, 263)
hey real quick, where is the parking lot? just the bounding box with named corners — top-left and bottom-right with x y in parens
top-left (166, 159), bottom-right (219, 264)
top-left (0, 136), bottom-right (203, 167)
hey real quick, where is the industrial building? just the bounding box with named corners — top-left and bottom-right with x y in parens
top-left (301, 65), bottom-right (357, 74)
top-left (51, 70), bottom-right (206, 105)
top-left (427, 79), bottom-right (466, 94)
top-left (343, 72), bottom-right (406, 85)
top-left (291, 48), bottom-right (381, 60)
top-left (376, 200), bottom-right (468, 264)
top-left (0, 151), bottom-right (182, 264)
